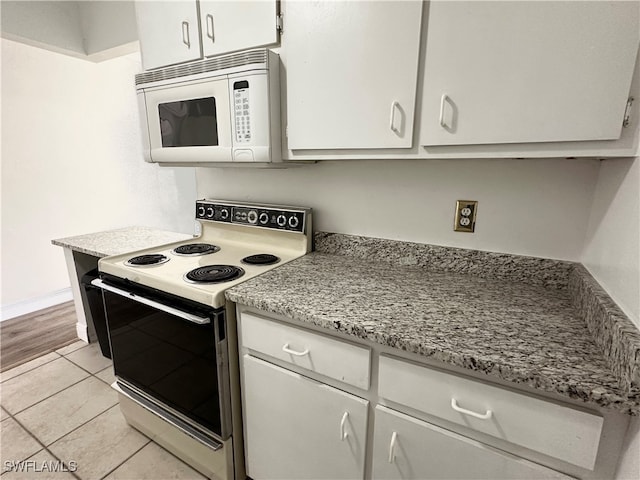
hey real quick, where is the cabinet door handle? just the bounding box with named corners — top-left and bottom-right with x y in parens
top-left (450, 398), bottom-right (493, 420)
top-left (206, 14), bottom-right (214, 42)
top-left (439, 94), bottom-right (450, 129)
top-left (181, 21), bottom-right (191, 48)
top-left (388, 431), bottom-right (398, 463)
top-left (282, 343), bottom-right (309, 356)
top-left (340, 412), bottom-right (349, 441)
top-left (389, 101), bottom-right (401, 134)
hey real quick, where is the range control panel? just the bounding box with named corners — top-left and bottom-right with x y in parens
top-left (196, 200), bottom-right (306, 233)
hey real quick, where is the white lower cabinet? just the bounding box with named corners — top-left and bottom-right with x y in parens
top-left (238, 310), bottom-right (615, 480)
top-left (372, 405), bottom-right (571, 480)
top-left (242, 355), bottom-right (369, 480)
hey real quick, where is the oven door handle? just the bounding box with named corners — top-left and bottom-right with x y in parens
top-left (91, 279), bottom-right (211, 325)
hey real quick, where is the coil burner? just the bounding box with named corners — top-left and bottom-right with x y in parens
top-left (184, 265), bottom-right (245, 284)
top-left (241, 254), bottom-right (280, 266)
top-left (172, 243), bottom-right (220, 256)
top-left (125, 254), bottom-right (169, 267)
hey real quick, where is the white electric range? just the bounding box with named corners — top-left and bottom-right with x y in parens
top-left (93, 199), bottom-right (312, 480)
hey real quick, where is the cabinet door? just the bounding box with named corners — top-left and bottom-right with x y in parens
top-left (199, 1), bottom-right (278, 58)
top-left (242, 355), bottom-right (368, 480)
top-left (135, 1), bottom-right (202, 70)
top-left (372, 406), bottom-right (572, 480)
top-left (420, 1), bottom-right (640, 146)
top-left (285, 1), bottom-right (423, 150)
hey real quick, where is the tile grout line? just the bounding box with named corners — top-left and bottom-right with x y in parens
top-left (0, 405), bottom-right (82, 479)
top-left (4, 373), bottom-right (91, 417)
top-left (7, 402), bottom-right (142, 480)
top-left (0, 351), bottom-right (64, 383)
top-left (2, 352), bottom-right (114, 417)
top-left (98, 439), bottom-right (152, 480)
top-left (2, 349), bottom-right (158, 479)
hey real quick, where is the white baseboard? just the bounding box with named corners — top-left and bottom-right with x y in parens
top-left (1, 288), bottom-right (74, 322)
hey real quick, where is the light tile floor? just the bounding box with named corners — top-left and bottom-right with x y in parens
top-left (1, 342), bottom-right (206, 480)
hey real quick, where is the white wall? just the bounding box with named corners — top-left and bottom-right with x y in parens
top-left (582, 158), bottom-right (640, 326)
top-left (580, 157), bottom-right (640, 480)
top-left (1, 38), bottom-right (196, 309)
top-left (196, 157), bottom-right (599, 261)
top-left (1, 1), bottom-right (138, 61)
top-left (1, 1), bottom-right (85, 55)
top-left (77, 1), bottom-right (138, 57)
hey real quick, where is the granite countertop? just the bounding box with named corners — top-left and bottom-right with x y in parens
top-left (226, 232), bottom-right (640, 415)
top-left (52, 226), bottom-right (192, 258)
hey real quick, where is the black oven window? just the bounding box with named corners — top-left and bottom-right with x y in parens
top-left (159, 97), bottom-right (219, 147)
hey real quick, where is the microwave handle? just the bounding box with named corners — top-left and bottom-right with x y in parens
top-left (91, 279), bottom-right (210, 325)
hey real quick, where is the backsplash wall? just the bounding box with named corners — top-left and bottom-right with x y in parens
top-left (196, 157), bottom-right (600, 261)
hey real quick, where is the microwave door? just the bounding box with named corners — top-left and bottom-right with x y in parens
top-left (142, 77), bottom-right (233, 163)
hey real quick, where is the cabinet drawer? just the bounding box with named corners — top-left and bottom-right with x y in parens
top-left (378, 355), bottom-right (602, 470)
top-left (240, 313), bottom-right (371, 389)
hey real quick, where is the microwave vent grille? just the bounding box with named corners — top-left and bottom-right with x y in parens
top-left (135, 49), bottom-right (269, 86)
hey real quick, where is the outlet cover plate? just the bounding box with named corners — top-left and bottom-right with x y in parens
top-left (454, 200), bottom-right (478, 233)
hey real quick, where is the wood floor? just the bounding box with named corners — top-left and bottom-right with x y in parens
top-left (1, 301), bottom-right (78, 372)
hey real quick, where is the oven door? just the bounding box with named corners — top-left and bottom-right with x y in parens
top-left (92, 275), bottom-right (231, 448)
top-left (139, 74), bottom-right (233, 164)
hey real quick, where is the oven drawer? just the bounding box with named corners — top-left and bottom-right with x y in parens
top-left (378, 355), bottom-right (603, 470)
top-left (240, 313), bottom-right (371, 389)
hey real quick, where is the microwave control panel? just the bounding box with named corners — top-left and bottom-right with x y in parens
top-left (233, 80), bottom-right (251, 144)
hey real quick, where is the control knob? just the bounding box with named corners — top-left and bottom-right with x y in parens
top-left (206, 207), bottom-right (215, 218)
top-left (288, 216), bottom-right (300, 229)
top-left (247, 210), bottom-right (258, 224)
top-left (220, 208), bottom-right (229, 220)
top-left (197, 205), bottom-right (205, 217)
top-left (276, 214), bottom-right (287, 227)
top-left (259, 212), bottom-right (269, 225)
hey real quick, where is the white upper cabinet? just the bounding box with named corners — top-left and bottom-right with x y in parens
top-left (135, 1), bottom-right (279, 71)
top-left (420, 0), bottom-right (640, 146)
top-left (284, 1), bottom-right (423, 150)
top-left (199, 1), bottom-right (279, 58)
top-left (135, 1), bottom-right (202, 70)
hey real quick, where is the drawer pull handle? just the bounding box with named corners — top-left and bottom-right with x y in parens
top-left (439, 93), bottom-right (450, 128)
top-left (388, 431), bottom-right (398, 463)
top-left (181, 21), bottom-right (191, 48)
top-left (451, 398), bottom-right (492, 420)
top-left (389, 101), bottom-right (401, 134)
top-left (340, 412), bottom-right (349, 440)
top-left (206, 14), bottom-right (214, 42)
top-left (282, 343), bottom-right (309, 356)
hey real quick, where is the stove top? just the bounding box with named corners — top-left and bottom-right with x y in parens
top-left (98, 200), bottom-right (312, 308)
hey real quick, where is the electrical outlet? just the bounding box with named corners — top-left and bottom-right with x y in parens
top-left (454, 200), bottom-right (478, 233)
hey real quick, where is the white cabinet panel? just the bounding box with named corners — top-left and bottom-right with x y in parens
top-left (199, 1), bottom-right (278, 58)
top-left (378, 355), bottom-right (603, 470)
top-left (420, 1), bottom-right (640, 146)
top-left (136, 1), bottom-right (278, 71)
top-left (242, 355), bottom-right (369, 480)
top-left (372, 406), bottom-right (572, 479)
top-left (135, 1), bottom-right (202, 70)
top-left (240, 313), bottom-right (371, 389)
top-left (285, 1), bottom-right (423, 149)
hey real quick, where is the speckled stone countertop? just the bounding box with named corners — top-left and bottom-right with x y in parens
top-left (227, 232), bottom-right (640, 415)
top-left (52, 226), bottom-right (192, 258)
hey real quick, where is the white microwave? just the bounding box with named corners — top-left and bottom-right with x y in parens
top-left (135, 49), bottom-right (281, 165)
